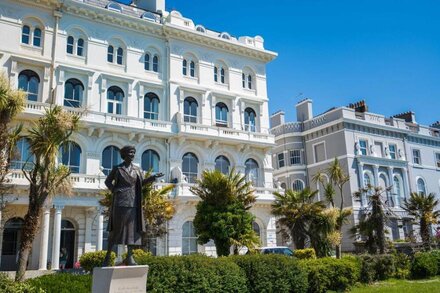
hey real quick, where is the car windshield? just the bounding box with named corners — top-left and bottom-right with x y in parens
top-left (262, 248), bottom-right (293, 256)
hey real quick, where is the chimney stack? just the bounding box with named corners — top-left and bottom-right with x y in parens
top-left (393, 111), bottom-right (416, 123)
top-left (133, 0), bottom-right (165, 13)
top-left (270, 111), bottom-right (285, 128)
top-left (296, 98), bottom-right (313, 122)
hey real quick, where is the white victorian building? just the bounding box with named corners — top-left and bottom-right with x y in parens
top-left (0, 0), bottom-right (277, 270)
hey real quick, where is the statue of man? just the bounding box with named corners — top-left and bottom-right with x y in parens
top-left (102, 145), bottom-right (163, 266)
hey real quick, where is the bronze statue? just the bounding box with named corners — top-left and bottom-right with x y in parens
top-left (102, 145), bottom-right (163, 266)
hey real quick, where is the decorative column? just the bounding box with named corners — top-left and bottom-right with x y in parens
top-left (51, 205), bottom-right (63, 270)
top-left (266, 216), bottom-right (277, 247)
top-left (387, 167), bottom-right (395, 206)
top-left (96, 207), bottom-right (104, 251)
top-left (357, 162), bottom-right (365, 206)
top-left (84, 209), bottom-right (93, 253)
top-left (38, 207), bottom-right (51, 270)
top-left (211, 94), bottom-right (216, 126)
top-left (373, 165), bottom-right (379, 186)
top-left (402, 167), bottom-right (410, 199)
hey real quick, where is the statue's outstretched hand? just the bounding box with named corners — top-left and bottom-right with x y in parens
top-left (154, 172), bottom-right (165, 179)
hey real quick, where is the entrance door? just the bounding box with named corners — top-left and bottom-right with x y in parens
top-left (60, 220), bottom-right (75, 269)
top-left (1, 218), bottom-right (24, 271)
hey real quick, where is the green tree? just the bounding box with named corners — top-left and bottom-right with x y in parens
top-left (100, 171), bottom-right (176, 253)
top-left (15, 106), bottom-right (80, 281)
top-left (190, 169), bottom-right (257, 256)
top-left (313, 158), bottom-right (352, 258)
top-left (352, 185), bottom-right (391, 254)
top-left (403, 192), bottom-right (440, 251)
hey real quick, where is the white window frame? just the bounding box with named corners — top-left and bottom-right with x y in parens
top-left (435, 152), bottom-right (440, 168)
top-left (389, 144), bottom-right (397, 159)
top-left (289, 149), bottom-right (302, 165)
top-left (277, 153), bottom-right (285, 168)
top-left (313, 141), bottom-right (327, 163)
top-left (359, 139), bottom-right (368, 156)
top-left (412, 149), bottom-right (421, 165)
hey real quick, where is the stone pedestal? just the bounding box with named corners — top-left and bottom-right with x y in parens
top-left (92, 265), bottom-right (149, 293)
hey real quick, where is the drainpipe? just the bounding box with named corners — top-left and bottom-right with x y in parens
top-left (49, 9), bottom-right (62, 104)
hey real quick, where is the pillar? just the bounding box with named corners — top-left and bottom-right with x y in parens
top-left (402, 168), bottom-right (410, 200)
top-left (357, 162), bottom-right (365, 206)
top-left (266, 216), bottom-right (277, 247)
top-left (38, 207), bottom-right (51, 270)
top-left (51, 205), bottom-right (63, 270)
top-left (96, 208), bottom-right (104, 251)
top-left (387, 167), bottom-right (394, 206)
top-left (373, 165), bottom-right (379, 186)
top-left (84, 209), bottom-right (93, 253)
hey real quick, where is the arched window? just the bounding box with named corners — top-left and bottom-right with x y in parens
top-left (247, 74), bottom-right (252, 89)
top-left (60, 219), bottom-right (76, 269)
top-left (417, 178), bottom-right (426, 195)
top-left (64, 78), bottom-right (84, 108)
top-left (182, 59), bottom-right (188, 75)
top-left (182, 152), bottom-right (198, 183)
top-left (153, 55), bottom-right (159, 72)
top-left (184, 97), bottom-right (198, 123)
top-left (190, 61), bottom-right (195, 77)
top-left (220, 67), bottom-right (225, 84)
top-left (214, 66), bottom-right (218, 82)
top-left (215, 155), bottom-right (230, 175)
top-left (242, 73), bottom-right (246, 88)
top-left (21, 25), bottom-right (30, 44)
top-left (77, 38), bottom-right (84, 56)
top-left (67, 36), bottom-right (74, 54)
top-left (252, 221), bottom-right (261, 239)
top-left (33, 27), bottom-right (42, 47)
top-left (244, 107), bottom-right (256, 132)
top-left (142, 149), bottom-right (160, 173)
top-left (220, 33), bottom-right (230, 40)
top-left (106, 2), bottom-right (122, 13)
top-left (196, 25), bottom-right (206, 33)
top-left (292, 180), bottom-right (304, 191)
top-left (10, 138), bottom-right (33, 170)
top-left (144, 53), bottom-right (150, 71)
top-left (102, 145), bottom-right (121, 175)
top-left (116, 47), bottom-right (124, 65)
top-left (363, 173), bottom-right (372, 187)
top-left (144, 93), bottom-right (159, 120)
top-left (141, 12), bottom-right (159, 22)
top-left (182, 221), bottom-right (197, 255)
top-left (215, 102), bottom-right (228, 127)
top-left (107, 86), bottom-right (124, 115)
top-left (245, 158), bottom-right (259, 186)
top-left (18, 70), bottom-right (40, 101)
top-left (60, 141), bottom-right (82, 173)
top-left (393, 176), bottom-right (403, 206)
top-left (107, 45), bottom-right (114, 63)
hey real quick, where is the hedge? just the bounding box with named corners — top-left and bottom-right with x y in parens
top-left (411, 252), bottom-right (438, 279)
top-left (79, 250), bottom-right (115, 273)
top-left (358, 254), bottom-right (396, 283)
top-left (294, 248), bottom-right (316, 260)
top-left (26, 273), bottom-right (92, 293)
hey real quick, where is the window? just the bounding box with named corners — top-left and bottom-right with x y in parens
top-left (182, 153), bottom-right (198, 183)
top-left (153, 55), bottom-right (159, 72)
top-left (242, 73), bottom-right (246, 88)
top-left (389, 144), bottom-right (397, 159)
top-left (290, 150), bottom-right (302, 165)
top-left (144, 53), bottom-right (150, 70)
top-left (363, 173), bottom-right (372, 187)
top-left (215, 155), bottom-right (230, 175)
top-left (184, 97), bottom-right (198, 123)
top-left (220, 33), bottom-right (230, 40)
top-left (106, 2), bottom-right (122, 13)
top-left (67, 36), bottom-right (74, 54)
top-left (190, 61), bottom-right (195, 77)
top-left (107, 46), bottom-right (114, 63)
top-left (214, 66), bottom-right (218, 82)
top-left (144, 93), bottom-right (159, 120)
top-left (21, 25), bottom-right (30, 44)
top-left (393, 176), bottom-right (402, 206)
top-left (413, 149), bottom-right (421, 165)
top-left (107, 86), bottom-right (124, 115)
top-left (215, 102), bottom-right (228, 127)
top-left (313, 143), bottom-right (326, 163)
top-left (182, 221), bottom-right (197, 255)
top-left (102, 145), bottom-right (121, 175)
top-left (247, 75), bottom-right (252, 89)
top-left (277, 153), bottom-right (285, 168)
top-left (292, 180), bottom-right (304, 191)
top-left (10, 138), bottom-right (33, 170)
top-left (141, 149), bottom-right (160, 173)
top-left (214, 66), bottom-right (226, 84)
top-left (18, 70), bottom-right (40, 101)
top-left (141, 12), bottom-right (159, 23)
top-left (182, 59), bottom-right (187, 75)
top-left (252, 221), bottom-right (261, 240)
top-left (77, 38), bottom-right (84, 56)
top-left (60, 141), bottom-right (81, 173)
top-left (359, 140), bottom-right (368, 156)
top-left (245, 158), bottom-right (259, 186)
top-left (417, 178), bottom-right (426, 195)
top-left (244, 108), bottom-right (256, 132)
top-left (64, 78), bottom-right (84, 108)
top-left (435, 153), bottom-right (440, 168)
top-left (116, 47), bottom-right (123, 65)
top-left (33, 28), bottom-right (41, 47)
top-left (220, 68), bottom-right (225, 84)
top-left (2, 218), bottom-right (24, 256)
top-left (196, 25), bottom-right (206, 33)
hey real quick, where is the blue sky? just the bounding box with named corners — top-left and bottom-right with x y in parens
top-left (126, 0), bottom-right (440, 125)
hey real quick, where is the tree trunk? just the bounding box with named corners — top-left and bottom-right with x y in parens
top-left (15, 195), bottom-right (42, 281)
top-left (215, 239), bottom-right (231, 257)
top-left (420, 218), bottom-right (431, 251)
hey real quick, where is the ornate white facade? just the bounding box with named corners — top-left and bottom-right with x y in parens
top-left (0, 0), bottom-right (277, 270)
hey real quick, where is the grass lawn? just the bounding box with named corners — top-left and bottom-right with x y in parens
top-left (350, 277), bottom-right (440, 293)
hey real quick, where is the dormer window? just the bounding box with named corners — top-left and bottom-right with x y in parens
top-left (220, 32), bottom-right (231, 40)
top-left (141, 12), bottom-right (160, 23)
top-left (196, 25), bottom-right (206, 33)
top-left (106, 2), bottom-right (122, 13)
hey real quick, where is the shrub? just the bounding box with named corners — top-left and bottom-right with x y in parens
top-left (294, 248), bottom-right (316, 260)
top-left (0, 273), bottom-right (43, 293)
top-left (411, 252), bottom-right (438, 279)
top-left (26, 273), bottom-right (92, 293)
top-left (232, 254), bottom-right (308, 293)
top-left (358, 254), bottom-right (396, 283)
top-left (429, 250), bottom-right (440, 275)
top-left (394, 253), bottom-right (411, 279)
top-left (79, 250), bottom-right (115, 273)
top-left (121, 248), bottom-right (152, 264)
top-left (300, 257), bottom-right (360, 293)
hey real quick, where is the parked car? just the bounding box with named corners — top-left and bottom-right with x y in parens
top-left (256, 246), bottom-right (294, 256)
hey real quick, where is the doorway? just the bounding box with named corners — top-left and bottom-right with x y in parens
top-left (60, 220), bottom-right (75, 269)
top-left (1, 217), bottom-right (24, 271)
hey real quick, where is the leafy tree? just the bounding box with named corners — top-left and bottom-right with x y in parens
top-left (15, 106), bottom-right (80, 281)
top-left (403, 192), bottom-right (440, 251)
top-left (190, 169), bottom-right (257, 256)
top-left (352, 185), bottom-right (391, 254)
top-left (99, 171), bottom-right (175, 253)
top-left (313, 158), bottom-right (352, 258)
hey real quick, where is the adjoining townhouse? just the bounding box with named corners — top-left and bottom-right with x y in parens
top-left (0, 0), bottom-right (278, 270)
top-left (271, 99), bottom-right (440, 251)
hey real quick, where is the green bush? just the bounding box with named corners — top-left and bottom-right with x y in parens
top-left (0, 273), bottom-right (44, 293)
top-left (26, 273), bottom-right (92, 293)
top-left (300, 257), bottom-right (360, 293)
top-left (79, 250), bottom-right (115, 273)
top-left (411, 252), bottom-right (438, 279)
top-left (358, 254), bottom-right (396, 283)
top-left (121, 248), bottom-right (152, 263)
top-left (232, 254), bottom-right (308, 293)
top-left (429, 250), bottom-right (440, 275)
top-left (294, 248), bottom-right (316, 260)
top-left (394, 253), bottom-right (411, 279)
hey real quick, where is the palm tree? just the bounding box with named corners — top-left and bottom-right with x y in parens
top-left (403, 192), bottom-right (440, 251)
top-left (272, 188), bottom-right (326, 249)
top-left (15, 106), bottom-right (80, 281)
top-left (191, 169), bottom-right (257, 256)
